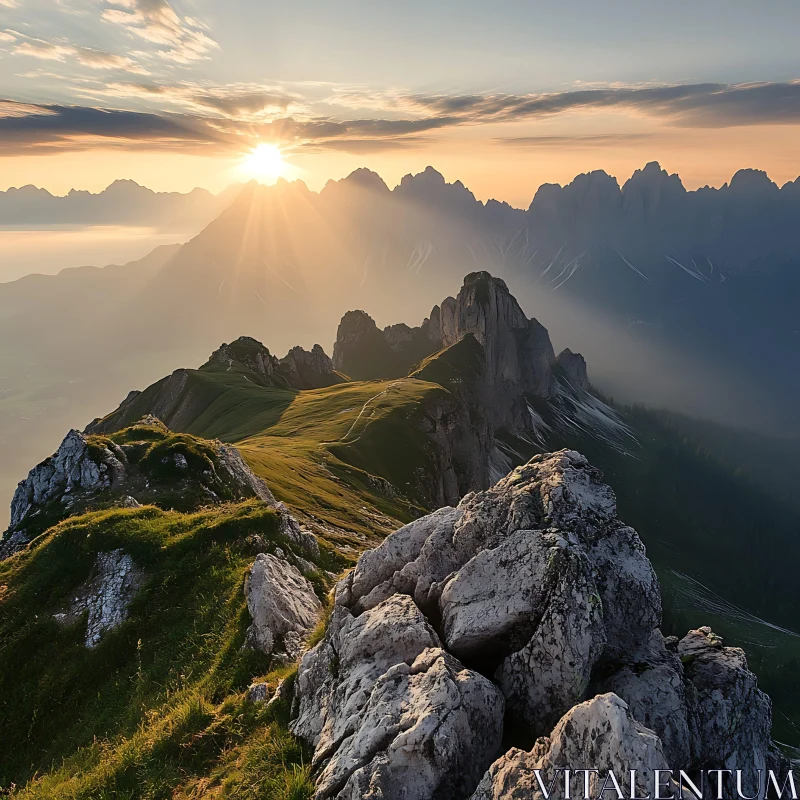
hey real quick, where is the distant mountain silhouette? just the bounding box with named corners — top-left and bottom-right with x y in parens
top-left (0, 180), bottom-right (243, 228)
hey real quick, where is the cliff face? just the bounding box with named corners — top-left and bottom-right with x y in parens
top-left (329, 271), bottom-right (634, 500)
top-left (289, 450), bottom-right (787, 799)
top-left (332, 310), bottom-right (438, 380)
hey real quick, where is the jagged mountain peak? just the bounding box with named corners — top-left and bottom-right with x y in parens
top-left (206, 335), bottom-right (342, 390)
top-left (623, 160), bottom-right (686, 193)
top-left (728, 167), bottom-right (779, 195)
top-left (339, 167), bottom-right (391, 192)
top-left (395, 165), bottom-right (481, 211)
top-left (206, 335), bottom-right (278, 374)
top-left (400, 165), bottom-right (447, 186)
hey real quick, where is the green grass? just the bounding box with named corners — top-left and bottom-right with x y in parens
top-left (0, 501), bottom-right (324, 798)
top-left (93, 367), bottom-right (455, 545)
top-left (2, 351), bottom-right (471, 796)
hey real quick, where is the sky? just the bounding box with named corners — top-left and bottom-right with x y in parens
top-left (2, 0), bottom-right (800, 206)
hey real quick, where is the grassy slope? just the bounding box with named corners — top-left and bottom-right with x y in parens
top-left (93, 365), bottom-right (453, 547)
top-left (0, 500), bottom-right (339, 799)
top-left (8, 347), bottom-right (800, 798)
top-left (1, 372), bottom-right (457, 797)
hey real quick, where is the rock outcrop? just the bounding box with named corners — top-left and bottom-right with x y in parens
top-left (53, 548), bottom-right (144, 648)
top-left (332, 310), bottom-right (436, 380)
top-left (280, 344), bottom-right (342, 389)
top-left (291, 594), bottom-right (504, 799)
top-left (1, 418), bottom-right (317, 560)
top-left (244, 552), bottom-right (322, 660)
top-left (291, 450), bottom-right (785, 800)
top-left (208, 336), bottom-right (343, 390)
top-left (334, 273), bottom-right (633, 491)
top-left (555, 348), bottom-right (589, 392)
top-left (679, 627), bottom-right (775, 782)
top-left (336, 450), bottom-right (660, 734)
top-left (2, 429), bottom-right (128, 558)
top-left (438, 272), bottom-right (557, 403)
top-left (470, 693), bottom-right (669, 800)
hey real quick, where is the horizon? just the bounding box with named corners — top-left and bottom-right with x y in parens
top-left (4, 160), bottom-right (800, 209)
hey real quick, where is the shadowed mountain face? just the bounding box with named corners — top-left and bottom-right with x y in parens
top-left (1, 163), bottom-right (800, 526)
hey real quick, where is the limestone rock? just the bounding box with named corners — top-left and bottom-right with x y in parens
top-left (215, 443), bottom-right (277, 505)
top-left (593, 630), bottom-right (692, 766)
top-left (437, 272), bottom-right (557, 404)
top-left (332, 310), bottom-right (389, 379)
top-left (470, 693), bottom-right (669, 800)
top-left (280, 344), bottom-right (341, 389)
top-left (208, 336), bottom-right (281, 380)
top-left (336, 450), bottom-right (660, 734)
top-left (2, 418), bottom-right (314, 560)
top-left (244, 553), bottom-right (322, 660)
top-left (9, 429), bottom-right (119, 532)
top-left (555, 348), bottom-right (589, 392)
top-left (246, 682), bottom-right (269, 703)
top-left (299, 450), bottom-right (784, 798)
top-left (54, 549), bottom-right (144, 648)
top-left (208, 336), bottom-right (341, 390)
top-left (679, 627), bottom-right (774, 794)
top-left (291, 594), bottom-right (504, 800)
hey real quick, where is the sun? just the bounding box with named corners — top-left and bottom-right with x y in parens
top-left (241, 143), bottom-right (287, 182)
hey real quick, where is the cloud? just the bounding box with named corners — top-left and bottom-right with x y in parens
top-left (299, 136), bottom-right (434, 154)
top-left (14, 40), bottom-right (73, 61)
top-left (12, 35), bottom-right (150, 74)
top-left (4, 80), bottom-right (800, 158)
top-left (91, 80), bottom-right (301, 121)
top-left (497, 133), bottom-right (654, 148)
top-left (0, 30), bottom-right (16, 43)
top-left (400, 82), bottom-right (800, 129)
top-left (73, 46), bottom-right (150, 74)
top-left (101, 0), bottom-right (218, 64)
top-left (0, 0), bottom-right (19, 7)
top-left (0, 99), bottom-right (236, 154)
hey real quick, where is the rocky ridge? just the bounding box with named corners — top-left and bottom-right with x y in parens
top-left (208, 336), bottom-right (344, 390)
top-left (289, 450), bottom-right (786, 800)
top-left (336, 272), bottom-right (634, 472)
top-left (0, 416), bottom-right (317, 560)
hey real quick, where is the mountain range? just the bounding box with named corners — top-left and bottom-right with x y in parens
top-left (1, 162), bottom-right (799, 536)
top-left (0, 180), bottom-right (242, 229)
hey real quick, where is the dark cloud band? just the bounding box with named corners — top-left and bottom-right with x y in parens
top-left (2, 80), bottom-right (800, 155)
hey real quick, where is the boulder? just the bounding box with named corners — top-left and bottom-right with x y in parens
top-left (679, 627), bottom-right (775, 795)
top-left (470, 693), bottom-right (669, 800)
top-left (593, 630), bottom-right (692, 766)
top-left (291, 594), bottom-right (504, 800)
top-left (244, 553), bottom-right (322, 660)
top-left (311, 449), bottom-right (784, 799)
top-left (336, 450), bottom-right (660, 734)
